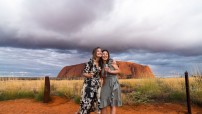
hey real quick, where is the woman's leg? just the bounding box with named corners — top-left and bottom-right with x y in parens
top-left (110, 106), bottom-right (116, 114)
top-left (96, 86), bottom-right (101, 112)
top-left (79, 86), bottom-right (95, 114)
top-left (101, 107), bottom-right (107, 114)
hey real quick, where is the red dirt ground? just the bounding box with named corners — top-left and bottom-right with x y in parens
top-left (0, 96), bottom-right (201, 114)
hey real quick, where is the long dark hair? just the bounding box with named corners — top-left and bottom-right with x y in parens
top-left (100, 49), bottom-right (111, 69)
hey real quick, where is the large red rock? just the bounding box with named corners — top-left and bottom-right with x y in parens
top-left (57, 61), bottom-right (155, 79)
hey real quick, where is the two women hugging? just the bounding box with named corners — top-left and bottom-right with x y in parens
top-left (76, 47), bottom-right (122, 114)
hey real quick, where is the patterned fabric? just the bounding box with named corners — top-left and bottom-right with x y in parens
top-left (100, 59), bottom-right (122, 108)
top-left (79, 59), bottom-right (101, 114)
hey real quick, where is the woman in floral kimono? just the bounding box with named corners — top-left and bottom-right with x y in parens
top-left (76, 47), bottom-right (102, 114)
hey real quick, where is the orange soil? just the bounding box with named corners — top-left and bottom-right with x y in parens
top-left (0, 96), bottom-right (202, 114)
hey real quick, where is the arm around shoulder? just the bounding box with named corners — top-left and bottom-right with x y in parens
top-left (109, 60), bottom-right (120, 74)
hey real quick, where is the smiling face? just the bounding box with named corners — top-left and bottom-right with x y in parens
top-left (96, 48), bottom-right (102, 58)
top-left (102, 51), bottom-right (109, 61)
top-left (92, 47), bottom-right (102, 60)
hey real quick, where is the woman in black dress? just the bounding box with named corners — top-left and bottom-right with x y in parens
top-left (77, 47), bottom-right (102, 114)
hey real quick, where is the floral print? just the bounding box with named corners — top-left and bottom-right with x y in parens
top-left (79, 59), bottom-right (101, 114)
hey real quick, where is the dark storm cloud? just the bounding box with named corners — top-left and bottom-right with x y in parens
top-left (0, 0), bottom-right (114, 51)
top-left (0, 0), bottom-right (202, 77)
top-left (0, 0), bottom-right (202, 56)
top-left (24, 0), bottom-right (114, 32)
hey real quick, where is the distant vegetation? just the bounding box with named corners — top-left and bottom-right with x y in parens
top-left (0, 76), bottom-right (202, 106)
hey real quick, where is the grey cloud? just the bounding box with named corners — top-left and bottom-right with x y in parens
top-left (0, 47), bottom-right (91, 76)
top-left (0, 0), bottom-right (202, 56)
top-left (24, 0), bottom-right (114, 32)
top-left (112, 50), bottom-right (202, 75)
top-left (0, 0), bottom-right (114, 51)
top-left (0, 47), bottom-right (201, 77)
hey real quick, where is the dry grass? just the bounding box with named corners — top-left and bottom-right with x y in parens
top-left (0, 79), bottom-right (44, 101)
top-left (0, 77), bottom-right (201, 106)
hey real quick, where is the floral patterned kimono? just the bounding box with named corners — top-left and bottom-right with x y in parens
top-left (79, 59), bottom-right (101, 114)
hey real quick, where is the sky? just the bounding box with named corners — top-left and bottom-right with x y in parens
top-left (0, 0), bottom-right (202, 77)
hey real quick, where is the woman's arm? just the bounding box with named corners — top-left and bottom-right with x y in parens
top-left (108, 60), bottom-right (120, 74)
top-left (82, 61), bottom-right (94, 78)
top-left (83, 72), bottom-right (94, 78)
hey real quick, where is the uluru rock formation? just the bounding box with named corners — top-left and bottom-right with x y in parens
top-left (57, 61), bottom-right (155, 79)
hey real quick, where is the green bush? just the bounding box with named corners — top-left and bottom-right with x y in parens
top-left (34, 86), bottom-right (44, 101)
top-left (168, 91), bottom-right (186, 102)
top-left (74, 95), bottom-right (81, 104)
top-left (124, 91), bottom-right (151, 105)
top-left (0, 90), bottom-right (34, 101)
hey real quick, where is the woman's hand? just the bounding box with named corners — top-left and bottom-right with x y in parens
top-left (83, 72), bottom-right (94, 78)
top-left (104, 67), bottom-right (109, 72)
top-left (110, 60), bottom-right (120, 74)
top-left (105, 66), bottom-right (114, 74)
top-left (89, 72), bottom-right (94, 77)
top-left (111, 60), bottom-right (117, 65)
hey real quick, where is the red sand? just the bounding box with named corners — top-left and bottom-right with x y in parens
top-left (0, 96), bottom-right (202, 114)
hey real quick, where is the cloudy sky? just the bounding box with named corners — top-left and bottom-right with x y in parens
top-left (0, 0), bottom-right (202, 77)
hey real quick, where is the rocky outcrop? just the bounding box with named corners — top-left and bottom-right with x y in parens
top-left (116, 61), bottom-right (155, 78)
top-left (57, 61), bottom-right (155, 79)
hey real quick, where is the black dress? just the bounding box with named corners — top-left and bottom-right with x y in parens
top-left (79, 59), bottom-right (101, 114)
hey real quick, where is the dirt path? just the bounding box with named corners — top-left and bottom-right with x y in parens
top-left (0, 96), bottom-right (201, 114)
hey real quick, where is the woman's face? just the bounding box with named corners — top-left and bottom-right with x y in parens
top-left (96, 48), bottom-right (102, 58)
top-left (102, 51), bottom-right (109, 61)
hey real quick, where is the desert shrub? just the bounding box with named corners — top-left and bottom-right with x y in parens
top-left (0, 90), bottom-right (34, 101)
top-left (74, 95), bottom-right (81, 104)
top-left (124, 91), bottom-right (151, 105)
top-left (34, 86), bottom-right (44, 101)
